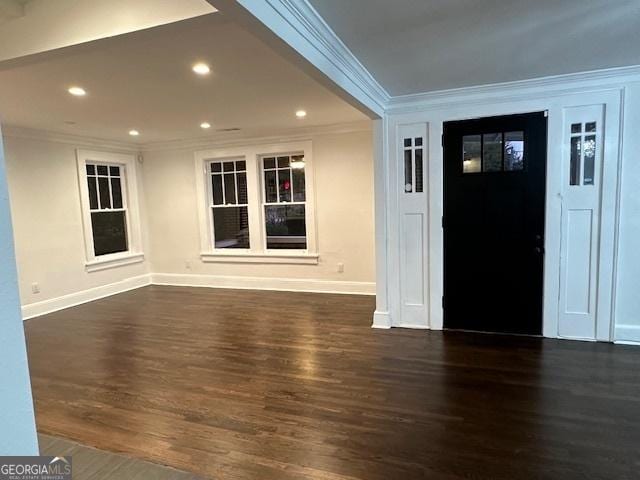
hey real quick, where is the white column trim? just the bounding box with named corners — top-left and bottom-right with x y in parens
top-left (208, 0), bottom-right (388, 117)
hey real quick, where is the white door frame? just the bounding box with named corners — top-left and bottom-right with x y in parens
top-left (382, 86), bottom-right (623, 341)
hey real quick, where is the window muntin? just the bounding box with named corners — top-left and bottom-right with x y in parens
top-left (86, 163), bottom-right (128, 256)
top-left (262, 154), bottom-right (307, 250)
top-left (209, 159), bottom-right (249, 249)
top-left (570, 122), bottom-right (598, 186)
top-left (403, 137), bottom-right (424, 193)
top-left (463, 131), bottom-right (525, 173)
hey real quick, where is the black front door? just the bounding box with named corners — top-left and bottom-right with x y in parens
top-left (443, 112), bottom-right (547, 335)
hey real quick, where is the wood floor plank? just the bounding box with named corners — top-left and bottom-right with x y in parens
top-left (25, 286), bottom-right (640, 479)
top-left (38, 434), bottom-right (204, 479)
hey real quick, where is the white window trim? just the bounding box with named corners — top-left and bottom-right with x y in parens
top-left (76, 149), bottom-right (145, 272)
top-left (194, 141), bottom-right (318, 265)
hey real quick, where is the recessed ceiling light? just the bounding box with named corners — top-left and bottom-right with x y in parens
top-left (68, 86), bottom-right (86, 96)
top-left (296, 110), bottom-right (307, 118)
top-left (192, 63), bottom-right (210, 75)
top-left (129, 130), bottom-right (140, 136)
top-left (200, 122), bottom-right (211, 129)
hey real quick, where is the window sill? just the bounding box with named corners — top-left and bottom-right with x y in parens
top-left (200, 252), bottom-right (319, 265)
top-left (85, 252), bottom-right (145, 273)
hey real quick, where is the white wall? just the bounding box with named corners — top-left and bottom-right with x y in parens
top-left (378, 69), bottom-right (640, 343)
top-left (614, 83), bottom-right (640, 341)
top-left (3, 134), bottom-right (150, 311)
top-left (144, 129), bottom-right (375, 290)
top-left (0, 128), bottom-right (38, 454)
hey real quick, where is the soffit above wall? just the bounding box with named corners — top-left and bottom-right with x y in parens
top-left (308, 0), bottom-right (640, 96)
top-left (0, 0), bottom-right (216, 63)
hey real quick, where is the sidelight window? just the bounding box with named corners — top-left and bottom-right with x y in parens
top-left (403, 137), bottom-right (424, 193)
top-left (569, 122), bottom-right (597, 186)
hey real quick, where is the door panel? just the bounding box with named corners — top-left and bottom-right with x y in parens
top-left (443, 112), bottom-right (547, 335)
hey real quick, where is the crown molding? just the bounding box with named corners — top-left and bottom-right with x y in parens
top-left (276, 0), bottom-right (390, 113)
top-left (2, 125), bottom-right (138, 153)
top-left (211, 0), bottom-right (389, 118)
top-left (386, 64), bottom-right (640, 114)
top-left (1, 121), bottom-right (371, 154)
top-left (139, 120), bottom-right (371, 152)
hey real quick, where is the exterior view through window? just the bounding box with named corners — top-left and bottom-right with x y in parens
top-left (85, 163), bottom-right (128, 256)
top-left (262, 154), bottom-right (307, 249)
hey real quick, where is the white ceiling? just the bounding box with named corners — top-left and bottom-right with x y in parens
top-left (0, 0), bottom-right (28, 26)
top-left (0, 13), bottom-right (366, 143)
top-left (308, 0), bottom-right (640, 96)
top-left (0, 0), bottom-right (216, 63)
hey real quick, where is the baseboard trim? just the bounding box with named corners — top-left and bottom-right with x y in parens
top-left (614, 325), bottom-right (640, 343)
top-left (21, 273), bottom-right (374, 320)
top-left (22, 274), bottom-right (152, 320)
top-left (150, 273), bottom-right (376, 295)
top-left (396, 323), bottom-right (431, 330)
top-left (372, 310), bottom-right (391, 329)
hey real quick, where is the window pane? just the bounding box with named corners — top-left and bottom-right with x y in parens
top-left (292, 168), bottom-right (305, 202)
top-left (264, 157), bottom-right (276, 169)
top-left (279, 169), bottom-right (291, 202)
top-left (109, 166), bottom-right (120, 177)
top-left (86, 164), bottom-right (96, 176)
top-left (87, 177), bottom-right (98, 210)
top-left (583, 135), bottom-right (596, 186)
top-left (463, 135), bottom-right (481, 173)
top-left (111, 177), bottom-right (123, 209)
top-left (404, 149), bottom-right (412, 193)
top-left (504, 131), bottom-right (525, 171)
top-left (212, 175), bottom-right (223, 205)
top-left (264, 170), bottom-right (277, 203)
top-left (483, 133), bottom-right (502, 172)
top-left (223, 161), bottom-right (234, 172)
top-left (265, 205), bottom-right (306, 250)
top-left (415, 148), bottom-right (423, 193)
top-left (91, 211), bottom-right (128, 256)
top-left (224, 173), bottom-right (236, 204)
top-left (571, 123), bottom-right (582, 134)
top-left (212, 206), bottom-right (249, 249)
top-left (570, 136), bottom-right (581, 186)
top-left (236, 160), bottom-right (246, 171)
top-left (585, 122), bottom-right (597, 133)
top-left (211, 162), bottom-right (222, 173)
top-left (97, 165), bottom-right (108, 176)
top-left (403, 138), bottom-right (411, 148)
top-left (237, 172), bottom-right (248, 204)
top-left (98, 177), bottom-right (111, 209)
top-left (414, 137), bottom-right (423, 147)
top-left (277, 156), bottom-right (290, 168)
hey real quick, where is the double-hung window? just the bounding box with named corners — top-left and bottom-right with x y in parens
top-left (262, 154), bottom-right (307, 250)
top-left (209, 159), bottom-right (250, 249)
top-left (77, 150), bottom-right (144, 272)
top-left (196, 141), bottom-right (317, 264)
top-left (86, 163), bottom-right (128, 256)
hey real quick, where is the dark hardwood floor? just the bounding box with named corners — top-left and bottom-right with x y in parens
top-left (24, 286), bottom-right (640, 479)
